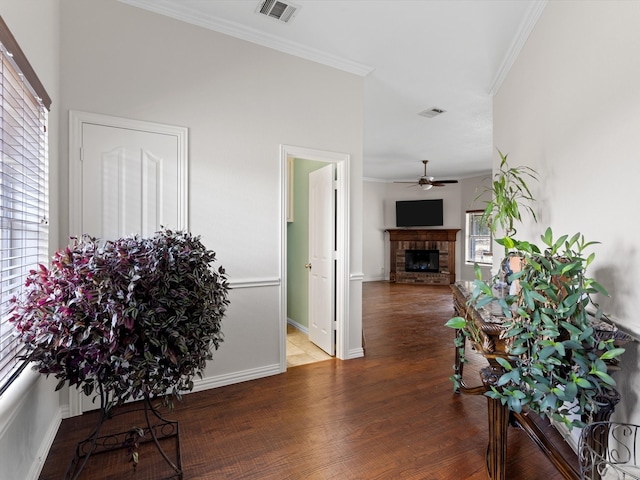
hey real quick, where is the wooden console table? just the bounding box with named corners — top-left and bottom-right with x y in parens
top-left (450, 281), bottom-right (629, 480)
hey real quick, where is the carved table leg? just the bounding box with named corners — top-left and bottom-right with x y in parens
top-left (486, 396), bottom-right (509, 480)
top-left (482, 365), bottom-right (509, 480)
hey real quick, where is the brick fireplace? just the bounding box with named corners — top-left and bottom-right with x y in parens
top-left (386, 229), bottom-right (460, 284)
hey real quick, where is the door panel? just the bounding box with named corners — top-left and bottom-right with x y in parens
top-left (82, 123), bottom-right (179, 240)
top-left (308, 164), bottom-right (335, 355)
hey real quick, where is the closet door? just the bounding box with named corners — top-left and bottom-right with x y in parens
top-left (68, 111), bottom-right (188, 414)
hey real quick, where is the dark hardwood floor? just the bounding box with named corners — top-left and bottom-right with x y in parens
top-left (39, 282), bottom-right (566, 479)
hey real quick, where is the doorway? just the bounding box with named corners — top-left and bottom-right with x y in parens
top-left (286, 159), bottom-right (333, 366)
top-left (280, 145), bottom-right (350, 371)
top-left (286, 324), bottom-right (332, 368)
top-left (68, 110), bottom-right (188, 416)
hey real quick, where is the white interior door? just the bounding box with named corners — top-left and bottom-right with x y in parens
top-left (68, 111), bottom-right (188, 415)
top-left (308, 164), bottom-right (335, 355)
top-left (81, 124), bottom-right (180, 239)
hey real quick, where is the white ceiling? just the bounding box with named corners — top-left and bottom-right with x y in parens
top-left (119, 0), bottom-right (546, 182)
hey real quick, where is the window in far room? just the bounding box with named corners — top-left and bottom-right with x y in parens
top-left (0, 16), bottom-right (51, 395)
top-left (465, 210), bottom-right (492, 266)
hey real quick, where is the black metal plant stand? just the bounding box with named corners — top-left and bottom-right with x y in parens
top-left (64, 384), bottom-right (183, 480)
top-left (579, 421), bottom-right (640, 480)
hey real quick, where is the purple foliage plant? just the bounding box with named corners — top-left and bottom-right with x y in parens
top-left (9, 229), bottom-right (229, 410)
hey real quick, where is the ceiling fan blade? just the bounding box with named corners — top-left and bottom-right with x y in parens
top-left (431, 179), bottom-right (458, 186)
top-left (394, 161), bottom-right (458, 187)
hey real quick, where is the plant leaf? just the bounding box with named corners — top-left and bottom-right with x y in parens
top-left (600, 348), bottom-right (625, 360)
top-left (592, 370), bottom-right (617, 386)
top-left (495, 356), bottom-right (513, 371)
top-left (445, 317), bottom-right (467, 329)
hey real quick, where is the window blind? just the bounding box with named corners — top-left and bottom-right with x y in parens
top-left (0, 24), bottom-right (49, 394)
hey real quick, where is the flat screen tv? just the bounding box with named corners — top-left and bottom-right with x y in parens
top-left (395, 199), bottom-right (444, 227)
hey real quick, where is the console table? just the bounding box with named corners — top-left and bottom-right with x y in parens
top-left (450, 281), bottom-right (630, 480)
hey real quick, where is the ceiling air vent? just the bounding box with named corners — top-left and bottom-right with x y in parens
top-left (418, 107), bottom-right (446, 118)
top-left (256, 0), bottom-right (300, 24)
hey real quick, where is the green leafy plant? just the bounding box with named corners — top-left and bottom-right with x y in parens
top-left (476, 149), bottom-right (538, 256)
top-left (9, 229), bottom-right (230, 410)
top-left (446, 228), bottom-right (625, 430)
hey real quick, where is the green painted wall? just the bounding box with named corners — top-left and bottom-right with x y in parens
top-left (286, 158), bottom-right (328, 328)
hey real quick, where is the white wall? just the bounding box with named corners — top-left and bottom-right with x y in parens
top-left (58, 0), bottom-right (363, 391)
top-left (382, 182), bottom-right (463, 230)
top-left (459, 174), bottom-right (492, 282)
top-left (0, 2), bottom-right (62, 479)
top-left (0, 1), bottom-right (364, 475)
top-left (494, 1), bottom-right (640, 425)
top-left (363, 180), bottom-right (387, 281)
top-left (380, 181), bottom-right (463, 281)
top-left (363, 177), bottom-right (495, 283)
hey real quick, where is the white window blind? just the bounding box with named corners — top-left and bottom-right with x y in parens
top-left (0, 20), bottom-right (49, 394)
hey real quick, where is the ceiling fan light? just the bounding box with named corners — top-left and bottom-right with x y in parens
top-left (421, 184), bottom-right (433, 191)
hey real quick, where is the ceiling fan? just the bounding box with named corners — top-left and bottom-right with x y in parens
top-left (395, 160), bottom-right (459, 190)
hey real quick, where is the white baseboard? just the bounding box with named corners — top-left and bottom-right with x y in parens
top-left (363, 275), bottom-right (386, 282)
top-left (287, 318), bottom-right (309, 334)
top-left (189, 364), bottom-right (282, 393)
top-left (347, 347), bottom-right (365, 359)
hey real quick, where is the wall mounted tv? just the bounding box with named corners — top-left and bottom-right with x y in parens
top-left (395, 199), bottom-right (444, 227)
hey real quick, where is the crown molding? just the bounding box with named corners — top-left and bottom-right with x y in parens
top-left (488, 0), bottom-right (548, 96)
top-left (118, 0), bottom-right (374, 77)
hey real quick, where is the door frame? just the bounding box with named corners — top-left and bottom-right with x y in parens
top-left (68, 110), bottom-right (189, 238)
top-left (67, 110), bottom-right (188, 416)
top-left (280, 145), bottom-right (350, 368)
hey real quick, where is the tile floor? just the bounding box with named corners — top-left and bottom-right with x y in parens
top-left (286, 324), bottom-right (332, 368)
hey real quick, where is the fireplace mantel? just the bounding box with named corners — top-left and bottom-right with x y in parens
top-left (386, 229), bottom-right (460, 284)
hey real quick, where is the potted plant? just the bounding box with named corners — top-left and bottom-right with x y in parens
top-left (476, 149), bottom-right (539, 254)
top-left (447, 227), bottom-right (626, 430)
top-left (472, 149), bottom-right (539, 292)
top-left (9, 229), bottom-right (230, 476)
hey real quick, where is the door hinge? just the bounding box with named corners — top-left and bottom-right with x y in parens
top-left (79, 147), bottom-right (84, 162)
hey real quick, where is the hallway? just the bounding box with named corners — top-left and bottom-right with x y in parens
top-left (39, 282), bottom-right (566, 479)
